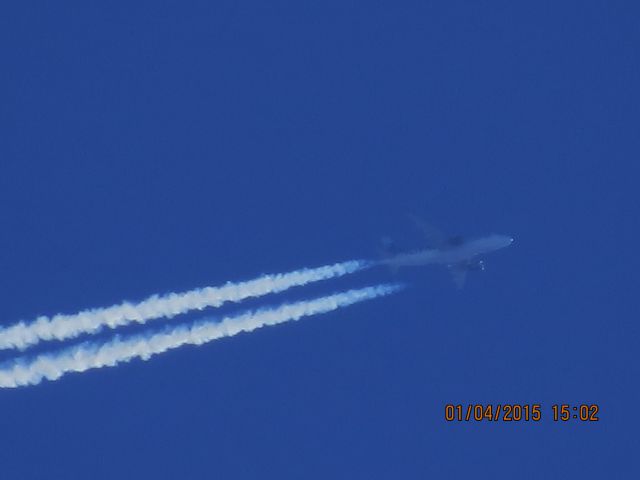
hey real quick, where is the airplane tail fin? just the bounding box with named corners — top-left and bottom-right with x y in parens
top-left (377, 236), bottom-right (400, 275)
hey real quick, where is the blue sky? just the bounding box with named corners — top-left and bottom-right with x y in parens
top-left (1, 1), bottom-right (638, 478)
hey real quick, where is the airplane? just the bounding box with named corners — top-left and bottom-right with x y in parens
top-left (379, 215), bottom-right (514, 289)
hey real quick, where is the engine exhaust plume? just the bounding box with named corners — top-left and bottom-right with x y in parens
top-left (0, 260), bottom-right (370, 351)
top-left (0, 283), bottom-right (402, 388)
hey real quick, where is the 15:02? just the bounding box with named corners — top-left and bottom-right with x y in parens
top-left (552, 404), bottom-right (599, 421)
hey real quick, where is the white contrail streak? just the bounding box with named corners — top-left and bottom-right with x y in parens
top-left (0, 260), bottom-right (369, 351)
top-left (0, 284), bottom-right (402, 388)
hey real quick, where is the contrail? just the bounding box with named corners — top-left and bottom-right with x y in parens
top-left (0, 284), bottom-right (402, 388)
top-left (0, 260), bottom-right (370, 351)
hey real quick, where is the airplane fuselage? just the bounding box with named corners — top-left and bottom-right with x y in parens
top-left (382, 234), bottom-right (513, 268)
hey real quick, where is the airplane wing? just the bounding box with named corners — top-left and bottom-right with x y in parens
top-left (407, 214), bottom-right (447, 248)
top-left (448, 265), bottom-right (467, 289)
